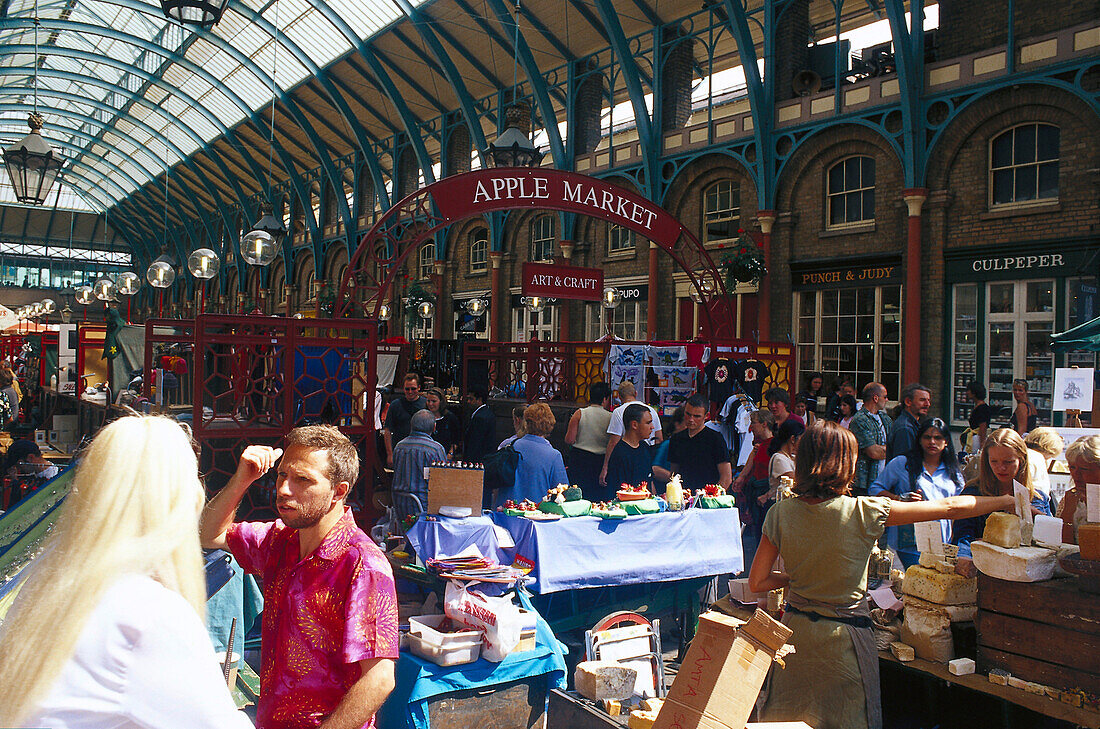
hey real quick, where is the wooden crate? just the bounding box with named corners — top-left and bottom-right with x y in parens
top-left (976, 574), bottom-right (1100, 694)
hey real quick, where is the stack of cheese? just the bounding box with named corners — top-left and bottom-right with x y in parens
top-left (970, 512), bottom-right (1060, 582)
top-left (899, 563), bottom-right (977, 663)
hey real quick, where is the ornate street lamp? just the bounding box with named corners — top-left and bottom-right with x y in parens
top-left (487, 126), bottom-right (544, 168)
top-left (465, 298), bottom-right (487, 317)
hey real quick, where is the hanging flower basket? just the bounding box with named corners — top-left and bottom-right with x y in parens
top-left (719, 230), bottom-right (767, 287)
top-left (403, 282), bottom-right (436, 320)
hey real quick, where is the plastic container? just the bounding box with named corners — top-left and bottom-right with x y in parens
top-left (409, 614), bottom-right (481, 646)
top-left (407, 631), bottom-right (482, 666)
top-left (408, 614), bottom-right (483, 666)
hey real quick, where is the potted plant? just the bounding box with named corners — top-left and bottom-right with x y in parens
top-left (718, 229), bottom-right (767, 287)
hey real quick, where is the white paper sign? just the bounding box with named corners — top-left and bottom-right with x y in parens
top-left (915, 521), bottom-right (944, 556)
top-left (1052, 368), bottom-right (1095, 412)
top-left (1088, 483), bottom-right (1100, 524)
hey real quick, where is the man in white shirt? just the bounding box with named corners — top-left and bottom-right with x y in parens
top-left (599, 381), bottom-right (662, 486)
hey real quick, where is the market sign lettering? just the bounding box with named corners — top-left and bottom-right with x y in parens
top-left (435, 168), bottom-right (682, 246)
top-left (522, 262), bottom-right (604, 301)
top-left (791, 259), bottom-right (901, 290)
top-left (971, 254), bottom-right (1064, 272)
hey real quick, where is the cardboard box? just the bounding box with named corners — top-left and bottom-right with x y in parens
top-left (426, 465), bottom-right (485, 515)
top-left (652, 609), bottom-right (792, 729)
top-left (728, 578), bottom-right (765, 604)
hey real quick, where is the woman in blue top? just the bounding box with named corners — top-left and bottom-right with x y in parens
top-left (501, 403), bottom-right (568, 505)
top-left (870, 418), bottom-right (964, 559)
top-left (952, 427), bottom-right (1051, 558)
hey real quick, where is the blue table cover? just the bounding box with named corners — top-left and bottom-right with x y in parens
top-left (405, 514), bottom-right (510, 566)
top-left (376, 591), bottom-right (567, 729)
top-left (491, 508), bottom-right (743, 594)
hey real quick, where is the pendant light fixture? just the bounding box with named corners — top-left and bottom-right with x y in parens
top-left (160, 0), bottom-right (229, 29)
top-left (487, 2), bottom-right (544, 169)
top-left (3, 0), bottom-right (63, 205)
top-left (241, 0), bottom-right (286, 274)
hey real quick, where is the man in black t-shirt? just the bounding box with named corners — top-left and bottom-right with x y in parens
top-left (669, 394), bottom-right (732, 492)
top-left (605, 403), bottom-right (656, 499)
top-left (383, 372), bottom-right (427, 467)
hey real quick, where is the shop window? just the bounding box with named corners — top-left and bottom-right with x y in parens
top-left (418, 243), bottom-right (435, 281)
top-left (470, 228), bottom-right (488, 273)
top-left (950, 284), bottom-right (979, 425)
top-left (984, 281), bottom-right (1054, 428)
top-left (796, 284), bottom-right (901, 401)
top-left (512, 305), bottom-right (557, 342)
top-left (608, 224), bottom-right (634, 256)
top-left (586, 300), bottom-right (648, 340)
top-left (1066, 276), bottom-right (1099, 369)
top-left (702, 180), bottom-right (739, 245)
top-left (990, 124), bottom-right (1059, 207)
top-left (826, 156), bottom-right (875, 228)
top-left (531, 215), bottom-right (556, 262)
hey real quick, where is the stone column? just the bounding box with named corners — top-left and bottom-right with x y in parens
top-left (902, 188), bottom-right (928, 385)
top-left (757, 211), bottom-right (777, 341)
top-left (647, 241), bottom-right (659, 340)
top-left (489, 251), bottom-right (503, 342)
top-left (433, 261), bottom-right (445, 339)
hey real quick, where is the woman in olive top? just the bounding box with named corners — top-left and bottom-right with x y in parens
top-left (749, 421), bottom-right (1014, 729)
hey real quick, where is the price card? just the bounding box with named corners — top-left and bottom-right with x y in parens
top-left (1088, 483), bottom-right (1100, 524)
top-left (1013, 481), bottom-right (1033, 525)
top-left (914, 521), bottom-right (944, 557)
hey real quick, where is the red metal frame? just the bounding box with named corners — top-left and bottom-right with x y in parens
top-left (142, 318), bottom-right (196, 405)
top-left (191, 315), bottom-right (381, 522)
top-left (462, 339), bottom-right (796, 404)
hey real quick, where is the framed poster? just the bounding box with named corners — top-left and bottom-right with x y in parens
top-left (1052, 367), bottom-right (1094, 411)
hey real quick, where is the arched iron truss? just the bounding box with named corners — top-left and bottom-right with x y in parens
top-left (0, 0), bottom-right (1094, 300)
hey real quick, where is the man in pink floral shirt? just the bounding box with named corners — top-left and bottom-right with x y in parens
top-left (201, 425), bottom-right (398, 729)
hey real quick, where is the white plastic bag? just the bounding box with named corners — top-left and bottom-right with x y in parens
top-left (443, 580), bottom-right (523, 662)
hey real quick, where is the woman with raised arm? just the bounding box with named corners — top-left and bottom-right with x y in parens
top-left (749, 421), bottom-right (1015, 729)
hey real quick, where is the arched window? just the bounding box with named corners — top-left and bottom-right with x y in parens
top-left (827, 156), bottom-right (875, 227)
top-left (702, 180), bottom-right (739, 245)
top-left (470, 228), bottom-right (488, 273)
top-left (991, 123), bottom-right (1059, 206)
top-left (608, 224), bottom-right (634, 256)
top-left (531, 215), bottom-right (556, 262)
top-left (419, 242), bottom-right (435, 281)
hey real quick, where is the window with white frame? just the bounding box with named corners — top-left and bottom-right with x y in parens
top-left (826, 156), bottom-right (875, 227)
top-left (470, 228), bottom-right (488, 273)
top-left (419, 243), bottom-right (435, 281)
top-left (702, 180), bottom-right (739, 245)
top-left (990, 124), bottom-right (1059, 207)
top-left (586, 300), bottom-right (648, 341)
top-left (531, 215), bottom-right (556, 262)
top-left (796, 285), bottom-right (901, 401)
top-left (608, 224), bottom-right (634, 256)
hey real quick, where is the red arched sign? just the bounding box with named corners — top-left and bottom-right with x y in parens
top-left (335, 168), bottom-right (735, 338)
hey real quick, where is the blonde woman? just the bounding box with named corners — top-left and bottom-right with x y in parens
top-left (1061, 435), bottom-right (1100, 544)
top-left (0, 416), bottom-right (250, 728)
top-left (1024, 427), bottom-right (1065, 501)
top-left (951, 427), bottom-right (1052, 558)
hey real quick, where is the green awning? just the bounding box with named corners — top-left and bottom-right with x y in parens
top-left (1051, 315), bottom-right (1100, 353)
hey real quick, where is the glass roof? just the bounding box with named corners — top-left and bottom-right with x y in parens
top-left (0, 0), bottom-right (430, 211)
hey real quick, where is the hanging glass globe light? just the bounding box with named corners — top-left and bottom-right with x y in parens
top-left (39, 298), bottom-right (56, 314)
top-left (688, 278), bottom-right (715, 304)
top-left (602, 287), bottom-right (622, 309)
top-left (377, 303), bottom-right (392, 321)
top-left (416, 301), bottom-right (435, 320)
top-left (93, 275), bottom-right (116, 301)
top-left (241, 229), bottom-right (278, 266)
top-left (116, 272), bottom-right (141, 296)
top-left (465, 298), bottom-right (487, 317)
top-left (187, 248), bottom-right (220, 279)
top-left (147, 260), bottom-right (175, 288)
top-left (75, 285), bottom-right (95, 305)
top-left (525, 296), bottom-right (546, 314)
